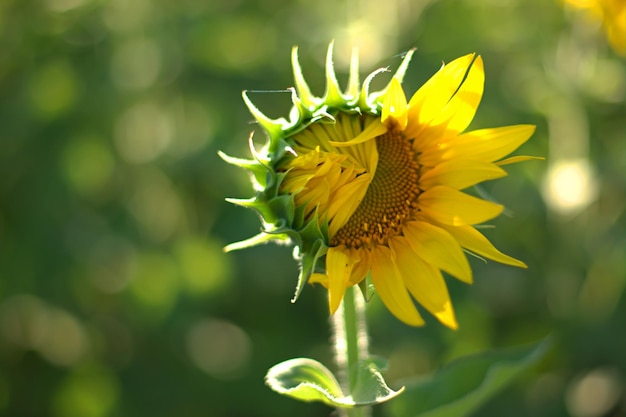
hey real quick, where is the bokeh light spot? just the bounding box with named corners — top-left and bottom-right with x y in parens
top-left (566, 368), bottom-right (622, 417)
top-left (111, 38), bottom-right (161, 91)
top-left (45, 0), bottom-right (88, 12)
top-left (36, 306), bottom-right (88, 366)
top-left (52, 363), bottom-right (119, 417)
top-left (0, 295), bottom-right (48, 350)
top-left (581, 58), bottom-right (626, 103)
top-left (128, 251), bottom-right (179, 318)
top-left (114, 101), bottom-right (173, 163)
top-left (0, 295), bottom-right (88, 366)
top-left (188, 16), bottom-right (276, 72)
top-left (578, 247), bottom-right (626, 322)
top-left (128, 169), bottom-right (183, 242)
top-left (186, 318), bottom-right (251, 380)
top-left (174, 236), bottom-right (232, 297)
top-left (169, 97), bottom-right (216, 157)
top-left (28, 60), bottom-right (79, 119)
top-left (542, 158), bottom-right (598, 215)
top-left (88, 237), bottom-right (135, 294)
top-left (61, 134), bottom-right (115, 197)
top-left (102, 0), bottom-right (151, 33)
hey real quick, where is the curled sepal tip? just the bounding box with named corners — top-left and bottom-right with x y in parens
top-left (368, 49), bottom-right (415, 106)
top-left (265, 358), bottom-right (404, 408)
top-left (242, 91), bottom-right (287, 147)
top-left (359, 67), bottom-right (389, 111)
top-left (287, 87), bottom-right (312, 125)
top-left (218, 150), bottom-right (269, 191)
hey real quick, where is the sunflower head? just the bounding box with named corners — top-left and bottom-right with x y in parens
top-left (221, 42), bottom-right (535, 328)
top-left (563, 0), bottom-right (626, 55)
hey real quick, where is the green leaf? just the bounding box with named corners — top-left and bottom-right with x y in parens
top-left (266, 358), bottom-right (404, 409)
top-left (350, 358), bottom-right (405, 406)
top-left (385, 337), bottom-right (551, 417)
top-left (265, 358), bottom-right (348, 408)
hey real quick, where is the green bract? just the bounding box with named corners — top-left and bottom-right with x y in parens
top-left (220, 42), bottom-right (414, 302)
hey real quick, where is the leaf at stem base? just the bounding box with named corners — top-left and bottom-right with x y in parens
top-left (265, 357), bottom-right (404, 409)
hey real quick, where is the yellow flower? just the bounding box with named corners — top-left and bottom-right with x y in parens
top-left (222, 44), bottom-right (536, 328)
top-left (564, 0), bottom-right (626, 55)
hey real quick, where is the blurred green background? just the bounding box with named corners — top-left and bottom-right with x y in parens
top-left (0, 0), bottom-right (624, 416)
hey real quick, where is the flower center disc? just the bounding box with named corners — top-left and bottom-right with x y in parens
top-left (331, 132), bottom-right (420, 249)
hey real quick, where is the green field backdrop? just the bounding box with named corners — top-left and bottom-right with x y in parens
top-left (0, 0), bottom-right (624, 416)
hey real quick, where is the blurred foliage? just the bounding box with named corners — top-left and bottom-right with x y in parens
top-left (0, 0), bottom-right (624, 416)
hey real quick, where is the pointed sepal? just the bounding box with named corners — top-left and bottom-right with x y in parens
top-left (242, 91), bottom-right (288, 150)
top-left (344, 47), bottom-right (360, 102)
top-left (392, 48), bottom-right (415, 84)
top-left (368, 49), bottom-right (415, 106)
top-left (359, 67), bottom-right (388, 111)
top-left (225, 197), bottom-right (277, 224)
top-left (323, 41), bottom-right (346, 107)
top-left (292, 46), bottom-right (320, 111)
top-left (224, 232), bottom-right (291, 252)
top-left (218, 150), bottom-right (270, 191)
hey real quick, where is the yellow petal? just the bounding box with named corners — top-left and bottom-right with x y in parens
top-left (281, 171), bottom-right (315, 193)
top-left (331, 164), bottom-right (364, 189)
top-left (438, 55), bottom-right (484, 134)
top-left (407, 120), bottom-right (450, 150)
top-left (419, 125), bottom-right (536, 166)
top-left (403, 221), bottom-right (472, 284)
top-left (329, 118), bottom-right (387, 147)
top-left (347, 247), bottom-right (371, 286)
top-left (419, 159), bottom-right (506, 190)
top-left (389, 236), bottom-right (458, 329)
top-left (309, 273), bottom-right (329, 286)
top-left (441, 224), bottom-right (527, 268)
top-left (418, 186), bottom-right (503, 226)
top-left (381, 78), bottom-right (408, 130)
top-left (297, 123), bottom-right (336, 152)
top-left (335, 114), bottom-right (377, 170)
top-left (328, 174), bottom-right (371, 237)
top-left (405, 54), bottom-right (475, 133)
top-left (496, 155), bottom-right (544, 166)
top-left (326, 247), bottom-right (357, 314)
top-left (370, 246), bottom-right (424, 326)
top-left (295, 176), bottom-right (330, 217)
top-left (345, 117), bottom-right (380, 174)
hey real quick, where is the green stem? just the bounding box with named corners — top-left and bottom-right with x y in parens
top-left (333, 285), bottom-right (370, 417)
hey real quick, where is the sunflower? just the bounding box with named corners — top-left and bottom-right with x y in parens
top-left (564, 0), bottom-right (626, 55)
top-left (222, 43), bottom-right (535, 328)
